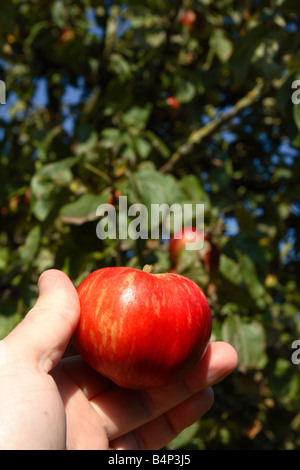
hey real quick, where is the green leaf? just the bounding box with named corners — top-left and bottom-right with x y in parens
top-left (51, 0), bottom-right (68, 28)
top-left (32, 157), bottom-right (77, 190)
top-left (122, 105), bottom-right (152, 131)
top-left (108, 53), bottom-right (132, 82)
top-left (0, 247), bottom-right (9, 271)
top-left (222, 315), bottom-right (267, 372)
top-left (0, 302), bottom-right (21, 340)
top-left (229, 25), bottom-right (268, 83)
top-left (126, 169), bottom-right (185, 236)
top-left (167, 422), bottom-right (200, 450)
top-left (210, 28), bottom-right (233, 63)
top-left (219, 254), bottom-right (243, 286)
top-left (18, 226), bottom-right (41, 264)
top-left (175, 78), bottom-right (197, 104)
top-left (145, 31), bottom-right (166, 48)
top-left (33, 126), bottom-right (63, 162)
top-left (134, 136), bottom-right (152, 160)
top-left (31, 156), bottom-right (80, 221)
top-left (100, 128), bottom-right (124, 150)
top-left (180, 175), bottom-right (211, 207)
top-left (25, 21), bottom-right (49, 48)
top-left (235, 203), bottom-right (255, 234)
top-left (60, 193), bottom-right (108, 225)
top-left (237, 252), bottom-right (266, 300)
top-left (224, 233), bottom-right (268, 283)
top-left (129, 169), bottom-right (183, 208)
top-left (268, 358), bottom-right (300, 408)
top-left (74, 130), bottom-right (99, 155)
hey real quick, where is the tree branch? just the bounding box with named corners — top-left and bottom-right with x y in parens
top-left (159, 80), bottom-right (265, 174)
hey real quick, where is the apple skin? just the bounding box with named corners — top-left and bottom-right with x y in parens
top-left (107, 190), bottom-right (122, 205)
top-left (169, 227), bottom-right (220, 274)
top-left (181, 10), bottom-right (197, 30)
top-left (59, 28), bottom-right (75, 42)
top-left (169, 227), bottom-right (202, 265)
top-left (73, 266), bottom-right (212, 390)
top-left (166, 96), bottom-right (181, 109)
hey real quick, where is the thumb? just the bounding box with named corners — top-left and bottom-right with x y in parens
top-left (4, 269), bottom-right (80, 373)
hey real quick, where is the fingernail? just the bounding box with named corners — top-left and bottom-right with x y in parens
top-left (38, 272), bottom-right (58, 294)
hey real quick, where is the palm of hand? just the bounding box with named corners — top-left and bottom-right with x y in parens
top-left (51, 342), bottom-right (233, 450)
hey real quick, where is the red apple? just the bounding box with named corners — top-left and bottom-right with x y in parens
top-left (107, 190), bottom-right (122, 205)
top-left (166, 96), bottom-right (181, 109)
top-left (59, 28), bottom-right (75, 42)
top-left (181, 10), bottom-right (197, 30)
top-left (0, 207), bottom-right (8, 216)
top-left (169, 226), bottom-right (202, 265)
top-left (73, 266), bottom-right (212, 390)
top-left (169, 227), bottom-right (220, 274)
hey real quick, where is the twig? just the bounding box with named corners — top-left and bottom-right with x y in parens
top-left (84, 162), bottom-right (111, 184)
top-left (107, 150), bottom-right (123, 267)
top-left (159, 80), bottom-right (265, 174)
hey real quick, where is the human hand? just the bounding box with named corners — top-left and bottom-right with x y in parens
top-left (0, 269), bottom-right (238, 450)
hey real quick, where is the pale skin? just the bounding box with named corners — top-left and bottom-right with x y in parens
top-left (0, 269), bottom-right (238, 450)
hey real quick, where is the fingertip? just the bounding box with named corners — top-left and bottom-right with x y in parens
top-left (38, 269), bottom-right (73, 291)
top-left (213, 341), bottom-right (239, 373)
top-left (205, 341), bottom-right (239, 386)
top-left (227, 343), bottom-right (239, 370)
top-left (185, 341), bottom-right (238, 393)
top-left (4, 269), bottom-right (81, 373)
top-left (203, 386), bottom-right (215, 409)
top-left (38, 269), bottom-right (80, 312)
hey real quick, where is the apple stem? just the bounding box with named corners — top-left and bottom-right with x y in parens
top-left (143, 264), bottom-right (154, 274)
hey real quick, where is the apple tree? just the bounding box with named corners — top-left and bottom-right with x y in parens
top-left (1, 0), bottom-right (300, 449)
